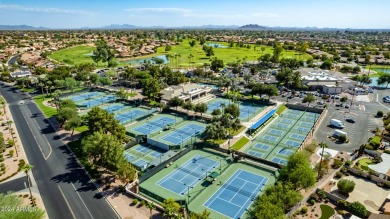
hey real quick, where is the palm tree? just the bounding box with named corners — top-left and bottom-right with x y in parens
top-left (52, 90), bottom-right (61, 112)
top-left (145, 201), bottom-right (156, 219)
top-left (21, 164), bottom-right (34, 203)
top-left (317, 142), bottom-right (328, 181)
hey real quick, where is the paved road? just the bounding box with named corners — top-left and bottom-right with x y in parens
top-left (0, 83), bottom-right (119, 219)
top-left (7, 54), bottom-right (20, 65)
top-left (0, 176), bottom-right (28, 192)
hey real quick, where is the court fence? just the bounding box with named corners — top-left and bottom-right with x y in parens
top-left (138, 144), bottom-right (193, 183)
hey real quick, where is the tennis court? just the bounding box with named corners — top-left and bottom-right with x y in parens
top-left (244, 108), bottom-right (320, 165)
top-left (133, 116), bottom-right (176, 135)
top-left (205, 98), bottom-right (267, 121)
top-left (124, 144), bottom-right (166, 170)
top-left (204, 169), bottom-right (268, 219)
top-left (157, 155), bottom-right (218, 195)
top-left (101, 104), bottom-right (127, 113)
top-left (160, 123), bottom-right (205, 145)
top-left (77, 95), bottom-right (116, 108)
top-left (115, 108), bottom-right (152, 125)
top-left (68, 91), bottom-right (103, 102)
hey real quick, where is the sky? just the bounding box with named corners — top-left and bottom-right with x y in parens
top-left (0, 0), bottom-right (389, 29)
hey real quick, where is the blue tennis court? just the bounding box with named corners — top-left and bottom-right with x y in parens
top-left (278, 148), bottom-right (294, 156)
top-left (78, 95), bottom-right (116, 108)
top-left (133, 117), bottom-right (176, 135)
top-left (285, 140), bottom-right (301, 147)
top-left (239, 104), bottom-right (258, 120)
top-left (124, 153), bottom-right (135, 162)
top-left (247, 150), bottom-right (263, 158)
top-left (70, 92), bottom-right (101, 102)
top-left (101, 105), bottom-right (126, 113)
top-left (149, 151), bottom-right (162, 158)
top-left (134, 145), bottom-right (151, 154)
top-left (157, 155), bottom-right (218, 195)
top-left (115, 109), bottom-right (146, 124)
top-left (284, 113), bottom-right (300, 119)
top-left (161, 124), bottom-right (205, 145)
top-left (262, 135), bottom-right (278, 142)
top-left (268, 129), bottom-right (284, 136)
top-left (206, 99), bottom-right (230, 113)
top-left (253, 143), bottom-right (270, 151)
top-left (133, 159), bottom-right (149, 169)
top-left (272, 157), bottom-right (288, 165)
top-left (290, 133), bottom-right (306, 141)
top-left (299, 122), bottom-right (314, 128)
top-left (295, 127), bottom-right (311, 133)
top-left (280, 118), bottom-right (294, 124)
top-left (204, 169), bottom-right (268, 219)
top-left (273, 123), bottom-right (291, 130)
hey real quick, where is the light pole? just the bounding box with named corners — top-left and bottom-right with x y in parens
top-left (180, 134), bottom-right (183, 148)
top-left (184, 183), bottom-right (193, 204)
top-left (162, 119), bottom-right (166, 128)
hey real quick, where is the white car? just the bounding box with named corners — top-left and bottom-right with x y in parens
top-left (384, 98), bottom-right (390, 103)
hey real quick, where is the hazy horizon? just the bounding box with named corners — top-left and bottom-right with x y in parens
top-left (1, 0), bottom-right (389, 29)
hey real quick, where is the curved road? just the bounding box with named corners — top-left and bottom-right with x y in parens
top-left (0, 83), bottom-right (119, 219)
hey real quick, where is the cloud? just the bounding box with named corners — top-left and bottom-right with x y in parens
top-left (125, 8), bottom-right (191, 14)
top-left (0, 4), bottom-right (96, 15)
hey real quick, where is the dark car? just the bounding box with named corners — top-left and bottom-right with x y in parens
top-left (346, 118), bottom-right (356, 123)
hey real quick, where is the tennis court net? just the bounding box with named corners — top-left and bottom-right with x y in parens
top-left (221, 183), bottom-right (257, 199)
top-left (176, 166), bottom-right (205, 179)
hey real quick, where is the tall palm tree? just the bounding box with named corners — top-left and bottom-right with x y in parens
top-left (21, 164), bottom-right (34, 202)
top-left (145, 201), bottom-right (156, 219)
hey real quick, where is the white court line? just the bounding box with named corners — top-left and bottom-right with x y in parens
top-left (71, 183), bottom-right (94, 219)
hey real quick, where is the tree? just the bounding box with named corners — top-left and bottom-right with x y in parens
top-left (264, 85), bottom-right (279, 101)
top-left (64, 77), bottom-right (79, 93)
top-left (204, 122), bottom-right (227, 141)
top-left (189, 40), bottom-right (196, 47)
top-left (116, 87), bottom-right (128, 100)
top-left (64, 116), bottom-right (81, 136)
top-left (224, 104), bottom-right (240, 119)
top-left (52, 90), bottom-right (61, 112)
top-left (142, 78), bottom-right (160, 101)
top-left (279, 151), bottom-right (316, 190)
top-left (320, 60), bottom-right (333, 70)
top-left (168, 97), bottom-right (184, 110)
top-left (271, 44), bottom-right (284, 63)
top-left (90, 74), bottom-right (100, 87)
top-left (85, 107), bottom-right (126, 141)
top-left (340, 96), bottom-right (348, 103)
top-left (162, 198), bottom-right (182, 219)
top-left (210, 58), bottom-right (223, 72)
top-left (145, 201), bottom-right (156, 219)
top-left (211, 109), bottom-right (221, 116)
top-left (99, 77), bottom-right (113, 87)
top-left (337, 179), bottom-right (355, 194)
top-left (189, 209), bottom-right (211, 219)
top-left (292, 71), bottom-right (302, 89)
top-left (182, 102), bottom-right (194, 112)
top-left (57, 106), bottom-right (78, 127)
top-left (378, 74), bottom-right (390, 88)
top-left (231, 118), bottom-right (241, 134)
top-left (116, 160), bottom-right (136, 185)
top-left (194, 103), bottom-right (208, 117)
top-left (303, 94), bottom-right (316, 107)
top-left (348, 201), bottom-right (367, 218)
top-left (165, 45), bottom-right (172, 52)
top-left (20, 164), bottom-right (34, 202)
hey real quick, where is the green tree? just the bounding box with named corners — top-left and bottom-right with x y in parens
top-left (211, 109), bottom-right (221, 116)
top-left (303, 94), bottom-right (316, 107)
top-left (99, 77), bottom-right (113, 87)
top-left (182, 101), bottom-right (194, 112)
top-left (271, 43), bottom-right (284, 63)
top-left (194, 103), bottom-right (208, 117)
top-left (90, 74), bottom-right (100, 87)
top-left (210, 58), bottom-right (224, 72)
top-left (189, 209), bottom-right (211, 219)
top-left (292, 71), bottom-right (302, 89)
top-left (85, 107), bottom-right (126, 141)
top-left (142, 78), bottom-right (161, 101)
top-left (377, 74), bottom-right (390, 88)
top-left (57, 106), bottom-right (78, 127)
top-left (224, 104), bottom-right (240, 119)
top-left (64, 116), bottom-right (81, 136)
top-left (168, 97), bottom-right (184, 110)
top-left (264, 85), bottom-right (279, 100)
top-left (145, 201), bottom-right (156, 219)
top-left (337, 179), bottom-right (355, 194)
top-left (116, 160), bottom-right (136, 185)
top-left (165, 45), bottom-right (172, 52)
top-left (20, 164), bottom-right (34, 202)
top-left (320, 60), bottom-right (333, 70)
top-left (116, 87), bottom-right (128, 100)
top-left (162, 198), bottom-right (182, 219)
top-left (204, 122), bottom-right (227, 141)
top-left (189, 40), bottom-right (196, 47)
top-left (348, 201), bottom-right (367, 218)
top-left (340, 96), bottom-right (348, 103)
top-left (64, 77), bottom-right (79, 93)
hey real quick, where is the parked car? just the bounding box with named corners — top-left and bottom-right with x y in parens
top-left (344, 105), bottom-right (350, 109)
top-left (346, 118), bottom-right (356, 123)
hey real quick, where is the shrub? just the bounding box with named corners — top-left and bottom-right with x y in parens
top-left (345, 160), bottom-right (352, 166)
top-left (338, 134), bottom-right (347, 143)
top-left (385, 181), bottom-right (390, 189)
top-left (385, 150), bottom-right (390, 154)
top-left (139, 200), bottom-right (145, 207)
top-left (348, 201), bottom-right (367, 218)
top-left (7, 139), bottom-right (14, 147)
top-left (335, 171), bottom-right (343, 178)
top-left (9, 150), bottom-right (14, 157)
top-left (332, 159), bottom-right (343, 169)
top-left (365, 144), bottom-right (373, 150)
top-left (337, 179), bottom-right (355, 194)
top-left (377, 111), bottom-right (384, 117)
top-left (310, 199), bottom-right (316, 205)
top-left (337, 210), bottom-right (345, 215)
top-left (0, 157), bottom-right (4, 162)
top-left (373, 156), bottom-right (382, 163)
top-left (304, 143), bottom-right (317, 154)
top-left (300, 206), bottom-right (308, 214)
top-left (132, 199), bottom-right (138, 205)
top-left (337, 199), bottom-right (348, 209)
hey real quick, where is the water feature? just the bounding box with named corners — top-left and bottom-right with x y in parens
top-left (207, 43), bottom-right (229, 48)
top-left (123, 55), bottom-right (169, 65)
top-left (83, 52), bottom-right (94, 56)
top-left (373, 68), bottom-right (390, 74)
top-left (197, 83), bottom-right (218, 90)
top-left (368, 77), bottom-right (387, 88)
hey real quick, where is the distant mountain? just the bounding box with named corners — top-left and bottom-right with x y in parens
top-left (239, 24), bottom-right (268, 30)
top-left (99, 24), bottom-right (140, 29)
top-left (0, 25), bottom-right (49, 30)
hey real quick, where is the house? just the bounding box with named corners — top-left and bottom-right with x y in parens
top-left (160, 83), bottom-right (213, 104)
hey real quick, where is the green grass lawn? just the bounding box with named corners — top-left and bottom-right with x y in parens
top-left (319, 205), bottom-right (335, 219)
top-left (33, 95), bottom-right (58, 118)
top-left (121, 39), bottom-right (311, 67)
top-left (227, 126), bottom-right (246, 136)
top-left (276, 104), bottom-right (287, 115)
top-left (230, 136), bottom-right (250, 150)
top-left (358, 158), bottom-right (373, 171)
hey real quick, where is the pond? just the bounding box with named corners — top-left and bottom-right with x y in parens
top-left (122, 55), bottom-right (170, 65)
top-left (368, 76), bottom-right (388, 87)
top-left (207, 43), bottom-right (229, 48)
top-left (373, 68), bottom-right (390, 74)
